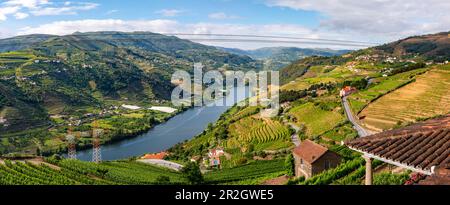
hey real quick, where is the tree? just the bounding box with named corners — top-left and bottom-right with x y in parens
top-left (285, 153), bottom-right (295, 177)
top-left (155, 175), bottom-right (171, 185)
top-left (181, 162), bottom-right (204, 185)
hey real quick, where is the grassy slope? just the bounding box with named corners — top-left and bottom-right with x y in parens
top-left (347, 68), bottom-right (429, 114)
top-left (288, 102), bottom-right (345, 137)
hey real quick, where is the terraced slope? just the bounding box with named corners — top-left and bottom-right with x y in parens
top-left (359, 65), bottom-right (450, 131)
top-left (0, 159), bottom-right (186, 185)
top-left (227, 116), bottom-right (292, 150)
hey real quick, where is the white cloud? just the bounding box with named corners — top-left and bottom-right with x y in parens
top-left (3, 0), bottom-right (50, 9)
top-left (18, 19), bottom-right (180, 35)
top-left (14, 12), bottom-right (29, 19)
top-left (30, 2), bottom-right (98, 16)
top-left (155, 9), bottom-right (184, 17)
top-left (266, 0), bottom-right (450, 39)
top-left (0, 6), bottom-right (20, 21)
top-left (208, 12), bottom-right (239, 20)
top-left (0, 0), bottom-right (98, 21)
top-left (17, 19), bottom-right (368, 49)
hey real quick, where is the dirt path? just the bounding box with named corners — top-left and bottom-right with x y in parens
top-left (262, 176), bottom-right (290, 185)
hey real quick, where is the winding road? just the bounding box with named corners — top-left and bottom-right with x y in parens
top-left (342, 96), bottom-right (372, 137)
top-left (288, 123), bottom-right (301, 146)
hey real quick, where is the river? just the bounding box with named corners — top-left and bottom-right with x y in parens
top-left (75, 86), bottom-right (251, 161)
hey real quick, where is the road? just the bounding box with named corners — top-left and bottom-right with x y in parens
top-left (342, 96), bottom-right (372, 137)
top-left (288, 123), bottom-right (301, 146)
top-left (137, 159), bottom-right (184, 171)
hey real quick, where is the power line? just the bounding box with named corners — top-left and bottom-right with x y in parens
top-left (63, 32), bottom-right (377, 47)
top-left (186, 38), bottom-right (371, 47)
top-left (163, 33), bottom-right (378, 45)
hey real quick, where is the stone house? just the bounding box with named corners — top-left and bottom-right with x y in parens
top-left (293, 140), bottom-right (341, 179)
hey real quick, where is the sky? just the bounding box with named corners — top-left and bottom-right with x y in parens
top-left (0, 0), bottom-right (449, 50)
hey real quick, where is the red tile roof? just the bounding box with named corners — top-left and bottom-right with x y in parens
top-left (418, 166), bottom-right (450, 185)
top-left (293, 140), bottom-right (329, 164)
top-left (141, 152), bottom-right (167, 160)
top-left (345, 115), bottom-right (450, 176)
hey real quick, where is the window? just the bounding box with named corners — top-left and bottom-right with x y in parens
top-left (325, 160), bottom-right (331, 169)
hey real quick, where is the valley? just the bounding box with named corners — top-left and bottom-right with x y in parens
top-left (0, 30), bottom-right (449, 186)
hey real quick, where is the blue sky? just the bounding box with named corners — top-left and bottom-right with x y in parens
top-left (1, 0), bottom-right (449, 49)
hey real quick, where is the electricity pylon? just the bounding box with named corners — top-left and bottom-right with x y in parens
top-left (91, 122), bottom-right (103, 163)
top-left (66, 129), bottom-right (77, 159)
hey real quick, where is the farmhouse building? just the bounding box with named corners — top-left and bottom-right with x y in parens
top-left (293, 140), bottom-right (342, 179)
top-left (208, 148), bottom-right (225, 167)
top-left (340, 86), bottom-right (357, 97)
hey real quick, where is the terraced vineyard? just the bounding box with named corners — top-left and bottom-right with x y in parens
top-left (0, 158), bottom-right (289, 185)
top-left (0, 159), bottom-right (186, 185)
top-left (358, 66), bottom-right (450, 131)
top-left (204, 159), bottom-right (286, 185)
top-left (348, 68), bottom-right (428, 114)
top-left (227, 116), bottom-right (291, 149)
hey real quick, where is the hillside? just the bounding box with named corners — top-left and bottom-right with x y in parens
top-left (0, 34), bottom-right (55, 53)
top-left (358, 65), bottom-right (450, 131)
top-left (0, 157), bottom-right (286, 185)
top-left (219, 47), bottom-right (349, 70)
top-left (377, 31), bottom-right (450, 61)
top-left (0, 31), bottom-right (261, 154)
top-left (280, 32), bottom-right (450, 85)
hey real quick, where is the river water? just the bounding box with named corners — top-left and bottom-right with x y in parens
top-left (76, 86), bottom-right (250, 161)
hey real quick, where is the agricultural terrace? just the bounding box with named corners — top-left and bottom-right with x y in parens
top-left (347, 68), bottom-right (428, 114)
top-left (226, 116), bottom-right (292, 151)
top-left (0, 158), bottom-right (288, 185)
top-left (288, 101), bottom-right (345, 137)
top-left (358, 65), bottom-right (450, 131)
top-left (0, 51), bottom-right (36, 64)
top-left (204, 159), bottom-right (286, 185)
top-left (0, 159), bottom-right (186, 185)
top-left (282, 65), bottom-right (370, 91)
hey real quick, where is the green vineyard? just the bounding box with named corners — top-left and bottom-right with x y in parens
top-left (229, 117), bottom-right (291, 144)
top-left (0, 159), bottom-right (186, 185)
top-left (0, 158), bottom-right (288, 185)
top-left (204, 159), bottom-right (286, 184)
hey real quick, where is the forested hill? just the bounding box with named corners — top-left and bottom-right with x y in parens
top-left (376, 31), bottom-right (450, 61)
top-left (0, 31), bottom-right (261, 133)
top-left (218, 46), bottom-right (350, 70)
top-left (0, 34), bottom-right (55, 53)
top-left (280, 31), bottom-right (450, 84)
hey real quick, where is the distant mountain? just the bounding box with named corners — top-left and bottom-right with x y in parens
top-left (0, 31), bottom-right (261, 133)
top-left (218, 46), bottom-right (350, 70)
top-left (280, 31), bottom-right (450, 84)
top-left (0, 34), bottom-right (55, 53)
top-left (377, 31), bottom-right (450, 61)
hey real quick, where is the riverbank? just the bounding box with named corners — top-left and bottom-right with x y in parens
top-left (74, 86), bottom-right (250, 161)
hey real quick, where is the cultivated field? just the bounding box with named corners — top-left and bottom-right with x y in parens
top-left (288, 102), bottom-right (345, 137)
top-left (348, 68), bottom-right (428, 114)
top-left (226, 116), bottom-right (292, 151)
top-left (358, 66), bottom-right (450, 131)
